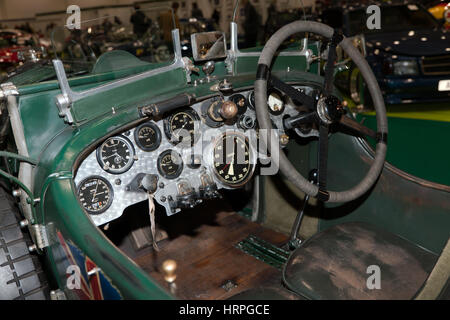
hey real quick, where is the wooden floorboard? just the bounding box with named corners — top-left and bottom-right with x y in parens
top-left (131, 201), bottom-right (288, 300)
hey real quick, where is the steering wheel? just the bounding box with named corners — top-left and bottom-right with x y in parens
top-left (254, 21), bottom-right (388, 203)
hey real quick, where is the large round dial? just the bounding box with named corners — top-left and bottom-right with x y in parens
top-left (164, 108), bottom-right (200, 147)
top-left (77, 176), bottom-right (113, 215)
top-left (157, 149), bottom-right (183, 179)
top-left (212, 132), bottom-right (255, 187)
top-left (97, 135), bottom-right (135, 174)
top-left (134, 122), bottom-right (161, 152)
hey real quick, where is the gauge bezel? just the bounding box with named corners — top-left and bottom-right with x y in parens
top-left (230, 93), bottom-right (248, 115)
top-left (210, 131), bottom-right (256, 188)
top-left (248, 90), bottom-right (286, 115)
top-left (134, 122), bottom-right (162, 152)
top-left (157, 149), bottom-right (184, 179)
top-left (96, 135), bottom-right (135, 174)
top-left (164, 107), bottom-right (201, 147)
top-left (77, 175), bottom-right (114, 215)
top-left (248, 90), bottom-right (256, 110)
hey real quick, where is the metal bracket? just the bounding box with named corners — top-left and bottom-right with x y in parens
top-left (225, 22), bottom-right (318, 75)
top-left (50, 289), bottom-right (67, 300)
top-left (0, 82), bottom-right (19, 102)
top-left (31, 224), bottom-right (50, 249)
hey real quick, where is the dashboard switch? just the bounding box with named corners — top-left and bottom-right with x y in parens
top-left (199, 173), bottom-right (221, 199)
top-left (174, 180), bottom-right (197, 209)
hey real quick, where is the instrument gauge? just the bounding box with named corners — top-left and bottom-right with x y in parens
top-left (164, 108), bottom-right (200, 147)
top-left (211, 132), bottom-right (255, 188)
top-left (157, 149), bottom-right (184, 179)
top-left (248, 90), bottom-right (285, 115)
top-left (267, 91), bottom-right (285, 115)
top-left (134, 122), bottom-right (161, 152)
top-left (77, 176), bottom-right (113, 215)
top-left (97, 135), bottom-right (135, 174)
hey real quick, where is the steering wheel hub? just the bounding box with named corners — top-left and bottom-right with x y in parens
top-left (316, 95), bottom-right (343, 124)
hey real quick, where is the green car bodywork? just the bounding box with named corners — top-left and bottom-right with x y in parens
top-left (1, 24), bottom-right (449, 300)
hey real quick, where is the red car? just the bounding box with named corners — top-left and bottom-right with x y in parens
top-left (0, 29), bottom-right (38, 67)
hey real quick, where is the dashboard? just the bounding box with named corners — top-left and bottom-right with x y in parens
top-left (74, 86), bottom-right (316, 226)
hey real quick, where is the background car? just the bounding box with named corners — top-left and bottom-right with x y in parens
top-left (0, 29), bottom-right (46, 73)
top-left (428, 0), bottom-right (450, 29)
top-left (321, 2), bottom-right (450, 106)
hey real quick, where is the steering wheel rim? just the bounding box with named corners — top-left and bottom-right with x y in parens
top-left (254, 21), bottom-right (388, 203)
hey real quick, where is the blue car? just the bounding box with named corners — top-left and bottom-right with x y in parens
top-left (322, 2), bottom-right (450, 105)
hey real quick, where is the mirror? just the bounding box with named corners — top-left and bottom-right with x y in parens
top-left (191, 31), bottom-right (227, 62)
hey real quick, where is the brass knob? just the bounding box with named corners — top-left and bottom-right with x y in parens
top-left (162, 259), bottom-right (177, 283)
top-left (220, 100), bottom-right (238, 120)
top-left (280, 134), bottom-right (289, 146)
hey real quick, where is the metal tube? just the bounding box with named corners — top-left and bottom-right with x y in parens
top-left (7, 95), bottom-right (34, 222)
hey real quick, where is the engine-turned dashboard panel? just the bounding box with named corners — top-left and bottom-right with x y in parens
top-left (74, 86), bottom-right (315, 226)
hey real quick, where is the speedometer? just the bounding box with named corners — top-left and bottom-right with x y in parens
top-left (97, 135), bottom-right (135, 174)
top-left (164, 108), bottom-right (200, 147)
top-left (77, 176), bottom-right (113, 214)
top-left (211, 132), bottom-right (255, 187)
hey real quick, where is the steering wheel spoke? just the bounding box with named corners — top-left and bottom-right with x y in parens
top-left (323, 30), bottom-right (343, 96)
top-left (317, 124), bottom-right (330, 201)
top-left (283, 111), bottom-right (317, 130)
top-left (338, 116), bottom-right (377, 140)
top-left (269, 75), bottom-right (315, 111)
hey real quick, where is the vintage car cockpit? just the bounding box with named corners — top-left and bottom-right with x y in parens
top-left (1, 5), bottom-right (448, 301)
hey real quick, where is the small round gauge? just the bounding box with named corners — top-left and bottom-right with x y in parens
top-left (248, 90), bottom-right (285, 115)
top-left (211, 132), bottom-right (255, 187)
top-left (134, 122), bottom-right (161, 152)
top-left (77, 176), bottom-right (113, 215)
top-left (157, 149), bottom-right (184, 179)
top-left (164, 108), bottom-right (200, 147)
top-left (97, 135), bottom-right (135, 174)
top-left (267, 91), bottom-right (285, 115)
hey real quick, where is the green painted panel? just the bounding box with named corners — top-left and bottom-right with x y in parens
top-left (71, 68), bottom-right (187, 123)
top-left (18, 89), bottom-right (68, 159)
top-left (42, 178), bottom-right (172, 299)
top-left (360, 115), bottom-right (450, 186)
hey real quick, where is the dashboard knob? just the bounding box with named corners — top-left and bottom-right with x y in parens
top-left (162, 259), bottom-right (177, 294)
top-left (202, 61), bottom-right (215, 76)
top-left (219, 100), bottom-right (238, 120)
top-left (162, 259), bottom-right (177, 283)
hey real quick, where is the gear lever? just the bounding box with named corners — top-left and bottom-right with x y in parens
top-left (162, 259), bottom-right (177, 294)
top-left (288, 169), bottom-right (318, 250)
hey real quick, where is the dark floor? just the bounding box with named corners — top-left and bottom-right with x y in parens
top-left (104, 199), bottom-right (289, 299)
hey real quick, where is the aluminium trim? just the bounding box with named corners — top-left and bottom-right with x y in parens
top-left (226, 22), bottom-right (318, 75)
top-left (31, 224), bottom-right (50, 249)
